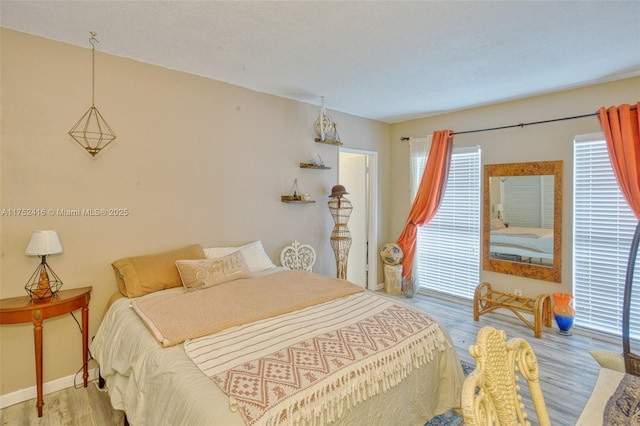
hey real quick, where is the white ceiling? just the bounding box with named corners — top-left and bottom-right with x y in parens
top-left (2, 1), bottom-right (639, 123)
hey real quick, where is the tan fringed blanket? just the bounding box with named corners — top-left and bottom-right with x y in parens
top-left (131, 270), bottom-right (364, 347)
top-left (185, 291), bottom-right (450, 426)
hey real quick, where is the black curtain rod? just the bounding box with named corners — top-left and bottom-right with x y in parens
top-left (400, 105), bottom-right (637, 140)
top-left (453, 112), bottom-right (596, 135)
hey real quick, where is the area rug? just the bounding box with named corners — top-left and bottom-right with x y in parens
top-left (424, 360), bottom-right (474, 426)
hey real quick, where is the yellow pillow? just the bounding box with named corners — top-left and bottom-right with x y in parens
top-left (112, 244), bottom-right (206, 298)
top-left (176, 251), bottom-right (252, 292)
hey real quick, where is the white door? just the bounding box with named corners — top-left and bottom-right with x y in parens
top-left (339, 149), bottom-right (377, 289)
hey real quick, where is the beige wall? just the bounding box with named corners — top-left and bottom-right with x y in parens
top-left (390, 76), bottom-right (640, 299)
top-left (0, 29), bottom-right (390, 395)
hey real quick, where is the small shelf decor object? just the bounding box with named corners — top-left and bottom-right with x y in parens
top-left (312, 153), bottom-right (324, 166)
top-left (300, 153), bottom-right (330, 169)
top-left (68, 32), bottom-right (117, 157)
top-left (314, 97), bottom-right (342, 145)
top-left (24, 230), bottom-right (64, 299)
top-left (552, 292), bottom-right (575, 336)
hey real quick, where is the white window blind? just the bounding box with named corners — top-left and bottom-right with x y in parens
top-left (573, 133), bottom-right (640, 339)
top-left (411, 138), bottom-right (481, 299)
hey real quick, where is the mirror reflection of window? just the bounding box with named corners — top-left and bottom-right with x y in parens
top-left (502, 176), bottom-right (554, 228)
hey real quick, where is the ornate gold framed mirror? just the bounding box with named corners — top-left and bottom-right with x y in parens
top-left (483, 160), bottom-right (563, 283)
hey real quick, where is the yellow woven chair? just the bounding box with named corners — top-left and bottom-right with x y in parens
top-left (461, 326), bottom-right (551, 426)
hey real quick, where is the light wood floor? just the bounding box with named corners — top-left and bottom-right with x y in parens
top-left (1, 293), bottom-right (619, 425)
top-left (407, 293), bottom-right (618, 426)
top-left (0, 380), bottom-right (123, 426)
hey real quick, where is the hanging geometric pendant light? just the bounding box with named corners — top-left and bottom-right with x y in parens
top-left (69, 32), bottom-right (116, 157)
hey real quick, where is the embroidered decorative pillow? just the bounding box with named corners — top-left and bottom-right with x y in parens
top-left (176, 251), bottom-right (252, 292)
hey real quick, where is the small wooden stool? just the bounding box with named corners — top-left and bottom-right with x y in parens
top-left (473, 281), bottom-right (551, 338)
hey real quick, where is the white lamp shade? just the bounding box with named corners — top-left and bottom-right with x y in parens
top-left (494, 204), bottom-right (504, 213)
top-left (25, 230), bottom-right (63, 256)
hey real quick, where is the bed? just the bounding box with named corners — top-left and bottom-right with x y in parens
top-left (489, 226), bottom-right (554, 262)
top-left (90, 242), bottom-right (463, 425)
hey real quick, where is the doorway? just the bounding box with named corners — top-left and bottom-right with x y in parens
top-left (338, 149), bottom-right (377, 289)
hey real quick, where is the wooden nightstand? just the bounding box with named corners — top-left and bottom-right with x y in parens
top-left (0, 286), bottom-right (92, 417)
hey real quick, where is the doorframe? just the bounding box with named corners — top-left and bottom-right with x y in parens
top-left (338, 148), bottom-right (378, 290)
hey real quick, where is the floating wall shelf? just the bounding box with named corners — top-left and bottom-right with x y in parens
top-left (299, 163), bottom-right (331, 169)
top-left (281, 195), bottom-right (316, 204)
top-left (314, 138), bottom-right (343, 146)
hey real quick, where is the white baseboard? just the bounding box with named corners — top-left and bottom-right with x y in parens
top-left (0, 367), bottom-right (100, 410)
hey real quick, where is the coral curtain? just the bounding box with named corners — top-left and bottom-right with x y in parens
top-left (598, 102), bottom-right (640, 373)
top-left (396, 130), bottom-right (454, 279)
top-left (598, 102), bottom-right (640, 218)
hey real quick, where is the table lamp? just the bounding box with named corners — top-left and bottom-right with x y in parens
top-left (25, 230), bottom-right (64, 299)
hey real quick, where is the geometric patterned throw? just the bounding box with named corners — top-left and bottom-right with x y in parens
top-left (211, 303), bottom-right (443, 425)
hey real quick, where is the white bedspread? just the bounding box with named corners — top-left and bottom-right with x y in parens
top-left (490, 226), bottom-right (553, 255)
top-left (90, 277), bottom-right (463, 425)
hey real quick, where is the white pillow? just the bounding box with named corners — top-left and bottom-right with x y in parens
top-left (203, 246), bottom-right (237, 259)
top-left (204, 240), bottom-right (276, 274)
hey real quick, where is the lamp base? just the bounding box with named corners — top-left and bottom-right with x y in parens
top-left (25, 259), bottom-right (63, 300)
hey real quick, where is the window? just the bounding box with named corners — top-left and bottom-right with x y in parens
top-left (573, 133), bottom-right (640, 339)
top-left (410, 137), bottom-right (481, 299)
